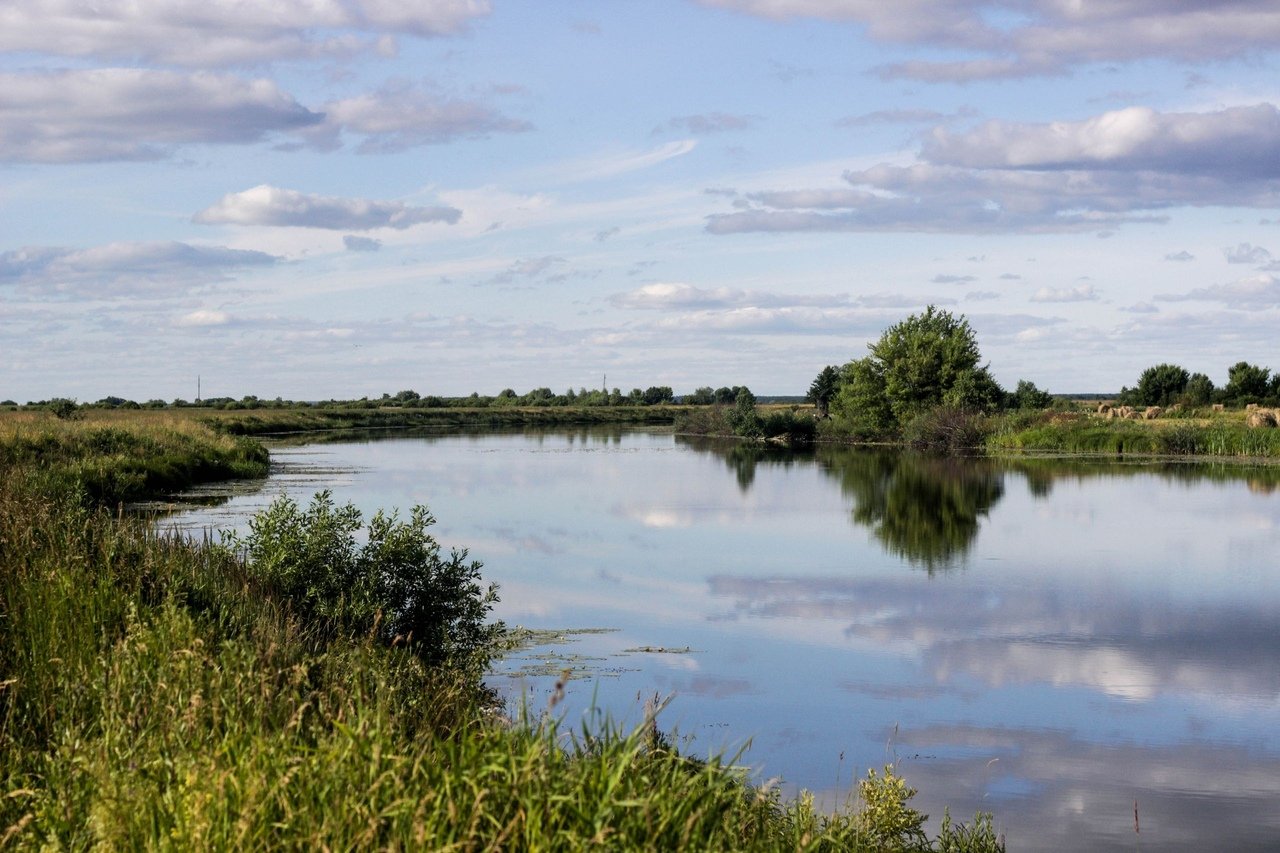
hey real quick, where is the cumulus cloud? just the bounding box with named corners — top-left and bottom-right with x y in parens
top-left (1165, 250), bottom-right (1195, 262)
top-left (487, 256), bottom-right (568, 285)
top-left (308, 84), bottom-right (531, 153)
top-left (0, 0), bottom-right (491, 66)
top-left (0, 69), bottom-right (320, 163)
top-left (707, 103), bottom-right (1280, 236)
top-left (923, 105), bottom-right (1280, 179)
top-left (1158, 274), bottom-right (1280, 308)
top-left (1030, 283), bottom-right (1097, 303)
top-left (1224, 243), bottom-right (1273, 264)
top-left (655, 112), bottom-right (757, 134)
top-left (698, 0), bottom-right (1280, 81)
top-left (194, 185), bottom-right (460, 231)
top-left (610, 282), bottom-right (848, 311)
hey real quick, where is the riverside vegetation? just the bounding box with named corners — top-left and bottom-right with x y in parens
top-left (0, 411), bottom-right (1004, 850)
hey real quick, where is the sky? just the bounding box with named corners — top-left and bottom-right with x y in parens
top-left (3, 0), bottom-right (1280, 403)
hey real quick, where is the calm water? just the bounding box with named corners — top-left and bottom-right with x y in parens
top-left (169, 428), bottom-right (1280, 851)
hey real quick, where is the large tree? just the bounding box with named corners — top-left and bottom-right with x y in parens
top-left (1124, 363), bottom-right (1189, 406)
top-left (831, 306), bottom-right (1002, 435)
top-left (806, 365), bottom-right (841, 418)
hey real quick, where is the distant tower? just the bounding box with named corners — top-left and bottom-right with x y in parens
top-left (602, 374), bottom-right (606, 393)
top-left (197, 375), bottom-right (201, 403)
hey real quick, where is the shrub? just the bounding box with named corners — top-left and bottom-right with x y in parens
top-left (903, 407), bottom-right (990, 454)
top-left (228, 490), bottom-right (502, 669)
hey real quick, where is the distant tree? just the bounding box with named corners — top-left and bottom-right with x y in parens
top-left (685, 386), bottom-right (715, 405)
top-left (1009, 379), bottom-right (1053, 410)
top-left (641, 386), bottom-right (674, 405)
top-left (1126, 363), bottom-right (1189, 407)
top-left (831, 306), bottom-right (1002, 435)
top-left (1222, 361), bottom-right (1270, 404)
top-left (47, 398), bottom-right (81, 420)
top-left (726, 387), bottom-right (763, 437)
top-left (1182, 372), bottom-right (1215, 407)
top-left (713, 386), bottom-right (737, 405)
top-left (806, 365), bottom-right (841, 418)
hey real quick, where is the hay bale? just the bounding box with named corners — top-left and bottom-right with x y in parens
top-left (1247, 403), bottom-right (1259, 411)
top-left (1143, 406), bottom-right (1162, 420)
top-left (1246, 411), bottom-right (1277, 428)
top-left (1097, 403), bottom-right (1112, 415)
top-left (1212, 403), bottom-right (1225, 412)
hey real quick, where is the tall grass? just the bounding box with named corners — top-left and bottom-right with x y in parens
top-left (984, 410), bottom-right (1280, 458)
top-left (1, 417), bottom-right (1003, 850)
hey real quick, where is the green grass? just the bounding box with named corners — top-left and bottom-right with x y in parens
top-left (0, 416), bottom-right (1003, 851)
top-left (984, 410), bottom-right (1280, 458)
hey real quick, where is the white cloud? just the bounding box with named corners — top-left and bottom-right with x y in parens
top-left (610, 282), bottom-right (849, 311)
top-left (310, 84), bottom-right (531, 153)
top-left (699, 1), bottom-right (1280, 80)
top-left (1030, 283), bottom-right (1098, 303)
top-left (175, 309), bottom-right (231, 326)
top-left (0, 69), bottom-right (320, 163)
top-left (194, 185), bottom-right (461, 230)
top-left (1158, 274), bottom-right (1280, 309)
top-left (932, 274), bottom-right (976, 284)
top-left (1224, 243), bottom-right (1273, 264)
top-left (708, 104), bottom-right (1280, 236)
top-left (1165, 250), bottom-right (1195, 262)
top-left (923, 105), bottom-right (1280, 178)
top-left (0, 0), bottom-right (491, 66)
top-left (0, 241), bottom-right (278, 297)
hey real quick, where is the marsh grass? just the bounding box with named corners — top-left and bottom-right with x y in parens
top-left (1, 417), bottom-right (1003, 851)
top-left (985, 410), bottom-right (1280, 458)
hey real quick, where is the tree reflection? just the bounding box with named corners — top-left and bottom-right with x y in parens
top-left (819, 448), bottom-right (1005, 574)
top-left (675, 435), bottom-right (805, 493)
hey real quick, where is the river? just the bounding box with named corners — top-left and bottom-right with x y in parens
top-left (167, 427), bottom-right (1280, 851)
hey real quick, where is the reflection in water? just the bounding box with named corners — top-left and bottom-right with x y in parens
top-left (821, 449), bottom-right (1004, 574)
top-left (678, 437), bottom-right (1006, 572)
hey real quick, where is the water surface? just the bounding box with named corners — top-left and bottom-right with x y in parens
top-left (170, 428), bottom-right (1280, 851)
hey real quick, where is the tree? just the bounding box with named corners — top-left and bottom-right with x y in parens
top-left (1009, 379), bottom-right (1053, 410)
top-left (1127, 363), bottom-right (1189, 406)
top-left (641, 385), bottom-right (674, 405)
top-left (831, 306), bottom-right (1002, 435)
top-left (685, 386), bottom-right (715, 405)
top-left (1223, 361), bottom-right (1270, 404)
top-left (806, 365), bottom-right (841, 418)
top-left (1183, 372), bottom-right (1214, 406)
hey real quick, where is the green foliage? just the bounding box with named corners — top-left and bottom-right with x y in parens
top-left (1008, 380), bottom-right (1053, 410)
top-left (807, 365), bottom-right (841, 418)
top-left (832, 307), bottom-right (1003, 438)
top-left (903, 407), bottom-right (991, 454)
top-left (1124, 363), bottom-right (1189, 406)
top-left (47, 397), bottom-right (82, 419)
top-left (854, 766), bottom-right (929, 851)
top-left (228, 491), bottom-right (502, 669)
top-left (1183, 372), bottom-right (1215, 406)
top-left (1223, 361), bottom-right (1270, 404)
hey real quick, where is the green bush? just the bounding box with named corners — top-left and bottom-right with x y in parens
top-left (228, 491), bottom-right (502, 669)
top-left (903, 407), bottom-right (990, 454)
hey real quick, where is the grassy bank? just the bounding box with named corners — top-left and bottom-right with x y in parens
top-left (984, 409), bottom-right (1280, 459)
top-left (0, 416), bottom-right (1003, 850)
top-left (0, 412), bottom-right (268, 503)
top-left (199, 405), bottom-right (679, 436)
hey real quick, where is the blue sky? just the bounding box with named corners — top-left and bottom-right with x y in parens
top-left (3, 1), bottom-right (1280, 402)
